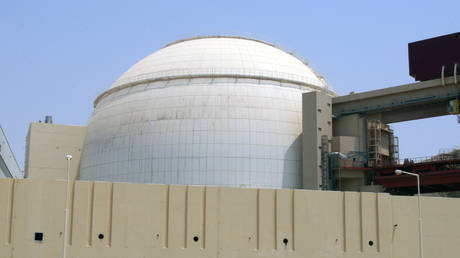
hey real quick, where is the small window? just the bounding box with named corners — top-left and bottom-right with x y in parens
top-left (34, 232), bottom-right (44, 241)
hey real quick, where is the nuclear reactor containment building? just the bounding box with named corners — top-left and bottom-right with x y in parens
top-left (79, 36), bottom-right (335, 188)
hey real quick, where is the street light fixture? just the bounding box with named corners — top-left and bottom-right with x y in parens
top-left (63, 154), bottom-right (72, 258)
top-left (395, 169), bottom-right (423, 258)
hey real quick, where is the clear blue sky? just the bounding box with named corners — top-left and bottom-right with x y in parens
top-left (1, 0), bottom-right (459, 169)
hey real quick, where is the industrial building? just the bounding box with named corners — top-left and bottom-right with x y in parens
top-left (0, 35), bottom-right (459, 258)
top-left (0, 126), bottom-right (22, 178)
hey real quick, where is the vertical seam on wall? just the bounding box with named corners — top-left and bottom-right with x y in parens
top-left (165, 185), bottom-right (170, 248)
top-left (376, 194), bottom-right (380, 252)
top-left (184, 185), bottom-right (188, 248)
top-left (256, 188), bottom-right (260, 251)
top-left (274, 189), bottom-right (277, 250)
top-left (342, 192), bottom-right (347, 252)
top-left (88, 182), bottom-right (95, 246)
top-left (359, 192), bottom-right (363, 252)
top-left (291, 190), bottom-right (295, 251)
top-left (6, 179), bottom-right (15, 245)
top-left (69, 180), bottom-right (76, 246)
top-left (217, 188), bottom-right (221, 257)
top-left (202, 187), bottom-right (206, 249)
top-left (107, 182), bottom-right (114, 247)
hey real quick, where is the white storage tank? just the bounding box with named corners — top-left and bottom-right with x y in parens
top-left (79, 36), bottom-right (334, 188)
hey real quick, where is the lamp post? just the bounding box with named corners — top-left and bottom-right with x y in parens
top-left (395, 169), bottom-right (423, 258)
top-left (63, 154), bottom-right (72, 258)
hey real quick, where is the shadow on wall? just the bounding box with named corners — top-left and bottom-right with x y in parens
top-left (282, 134), bottom-right (302, 189)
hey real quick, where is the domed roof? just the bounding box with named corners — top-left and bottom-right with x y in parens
top-left (109, 36), bottom-right (328, 90)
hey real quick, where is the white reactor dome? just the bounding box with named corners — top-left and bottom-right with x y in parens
top-left (79, 36), bottom-right (334, 189)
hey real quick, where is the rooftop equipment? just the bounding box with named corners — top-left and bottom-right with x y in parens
top-left (44, 116), bottom-right (53, 124)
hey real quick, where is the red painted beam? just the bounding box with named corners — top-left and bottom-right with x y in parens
top-left (339, 167), bottom-right (374, 171)
top-left (374, 169), bottom-right (460, 188)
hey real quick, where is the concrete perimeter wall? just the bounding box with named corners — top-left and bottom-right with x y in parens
top-left (0, 178), bottom-right (459, 258)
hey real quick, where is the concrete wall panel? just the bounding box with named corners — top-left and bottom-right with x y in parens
top-left (25, 123), bottom-right (87, 180)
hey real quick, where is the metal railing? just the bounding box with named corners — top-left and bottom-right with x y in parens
top-left (396, 151), bottom-right (460, 165)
